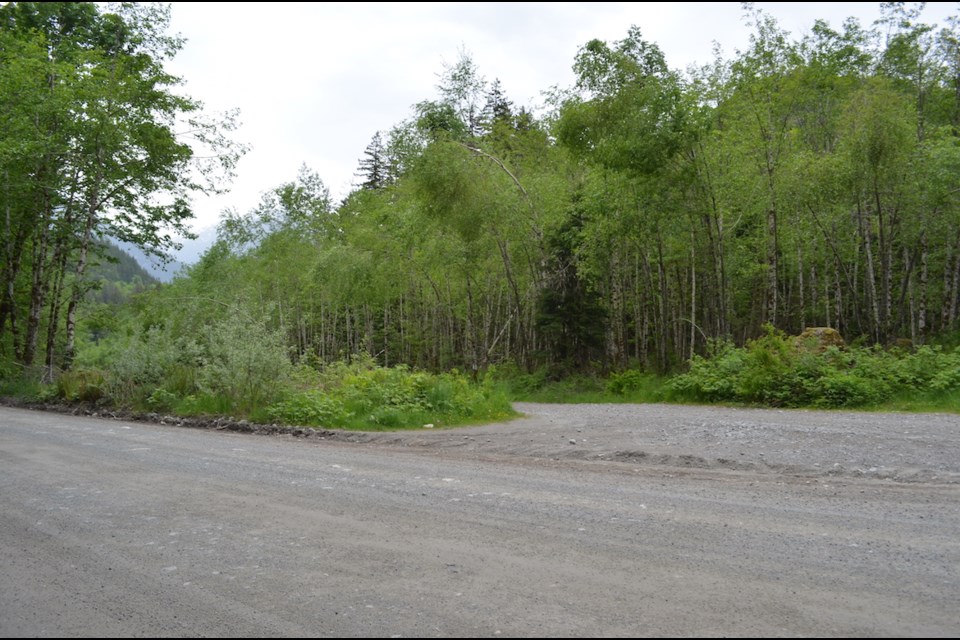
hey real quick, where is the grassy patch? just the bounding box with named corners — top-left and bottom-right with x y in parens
top-left (266, 358), bottom-right (516, 430)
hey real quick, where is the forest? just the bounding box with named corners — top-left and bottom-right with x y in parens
top-left (3, 2), bottom-right (960, 425)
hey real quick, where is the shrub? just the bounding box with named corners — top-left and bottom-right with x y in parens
top-left (666, 328), bottom-right (960, 409)
top-left (606, 369), bottom-right (647, 395)
top-left (267, 392), bottom-right (348, 426)
top-left (267, 358), bottom-right (514, 430)
top-left (195, 315), bottom-right (292, 414)
top-left (91, 325), bottom-right (202, 406)
top-left (146, 387), bottom-right (179, 412)
top-left (668, 339), bottom-right (744, 402)
top-left (484, 362), bottom-right (548, 397)
top-left (56, 368), bottom-right (107, 403)
top-left (814, 370), bottom-right (886, 407)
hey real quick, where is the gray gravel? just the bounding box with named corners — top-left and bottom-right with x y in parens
top-left (1, 403), bottom-right (959, 637)
top-left (352, 402), bottom-right (960, 484)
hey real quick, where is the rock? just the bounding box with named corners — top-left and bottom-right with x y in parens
top-left (889, 337), bottom-right (913, 351)
top-left (795, 327), bottom-right (845, 352)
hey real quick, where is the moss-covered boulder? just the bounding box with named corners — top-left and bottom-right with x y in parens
top-left (795, 327), bottom-right (845, 352)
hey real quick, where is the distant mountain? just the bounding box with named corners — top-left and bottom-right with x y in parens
top-left (114, 226), bottom-right (218, 283)
top-left (89, 242), bottom-right (160, 285)
top-left (84, 242), bottom-right (161, 304)
top-left (118, 246), bottom-right (186, 283)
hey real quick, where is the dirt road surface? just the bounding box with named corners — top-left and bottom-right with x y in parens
top-left (1, 403), bottom-right (958, 637)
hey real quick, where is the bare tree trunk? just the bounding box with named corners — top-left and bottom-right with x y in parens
top-left (951, 242), bottom-right (960, 330)
top-left (918, 233), bottom-right (928, 342)
top-left (365, 303), bottom-right (374, 355)
top-left (609, 251), bottom-right (625, 368)
top-left (21, 210), bottom-right (53, 367)
top-left (398, 294), bottom-right (405, 364)
top-left (694, 139), bottom-right (729, 338)
top-left (656, 239), bottom-right (669, 372)
top-left (345, 305), bottom-right (353, 358)
top-left (815, 263), bottom-right (828, 328)
top-left (809, 263), bottom-right (818, 327)
top-left (481, 282), bottom-right (494, 368)
top-left (43, 236), bottom-right (70, 380)
top-left (633, 253), bottom-right (642, 363)
top-left (23, 162), bottom-right (76, 368)
top-left (640, 251), bottom-right (657, 370)
top-left (941, 241), bottom-right (953, 331)
top-left (493, 232), bottom-right (527, 370)
top-left (382, 305), bottom-right (389, 367)
top-left (858, 200), bottom-right (881, 342)
top-left (63, 160), bottom-right (103, 371)
top-left (689, 231), bottom-right (696, 360)
top-left (0, 169), bottom-right (28, 350)
top-left (834, 258), bottom-right (843, 336)
top-left (797, 242), bottom-right (805, 331)
top-left (766, 204), bottom-right (778, 326)
top-left (875, 180), bottom-right (892, 340)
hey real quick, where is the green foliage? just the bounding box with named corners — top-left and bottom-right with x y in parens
top-left (485, 363), bottom-right (549, 396)
top-left (668, 340), bottom-right (746, 402)
top-left (79, 324), bottom-right (202, 406)
top-left (11, 6), bottom-right (960, 424)
top-left (267, 392), bottom-right (347, 427)
top-left (266, 357), bottom-right (514, 430)
top-left (56, 368), bottom-right (106, 403)
top-left (606, 369), bottom-right (654, 396)
top-left (70, 310), bottom-right (289, 413)
top-left (196, 315), bottom-right (292, 414)
top-left (536, 207), bottom-right (607, 371)
top-left (668, 331), bottom-right (960, 409)
top-left (0, 358), bottom-right (47, 400)
top-left (0, 1), bottom-right (245, 373)
top-left (146, 387), bottom-right (178, 412)
top-left (486, 362), bottom-right (613, 403)
top-left (175, 393), bottom-right (233, 418)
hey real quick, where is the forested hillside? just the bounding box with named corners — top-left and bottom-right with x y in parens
top-left (3, 3), bottom-right (960, 420)
top-left (85, 242), bottom-right (159, 303)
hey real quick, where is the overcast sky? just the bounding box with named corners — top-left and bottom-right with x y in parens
top-left (162, 1), bottom-right (958, 258)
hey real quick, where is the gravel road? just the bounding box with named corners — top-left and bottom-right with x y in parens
top-left (1, 403), bottom-right (958, 637)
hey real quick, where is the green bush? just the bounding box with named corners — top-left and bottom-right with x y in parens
top-left (83, 325), bottom-right (203, 406)
top-left (266, 392), bottom-right (348, 426)
top-left (146, 387), bottom-right (179, 412)
top-left (267, 357), bottom-right (514, 430)
top-left (194, 315), bottom-right (292, 414)
top-left (56, 368), bottom-right (107, 403)
top-left (176, 393), bottom-right (233, 417)
top-left (669, 339), bottom-right (744, 402)
top-left (0, 359), bottom-right (47, 399)
top-left (814, 370), bottom-right (886, 407)
top-left (667, 328), bottom-right (960, 410)
top-left (606, 369), bottom-right (646, 395)
top-left (484, 362), bottom-right (549, 397)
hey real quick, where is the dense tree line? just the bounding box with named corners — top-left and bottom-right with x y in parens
top-left (6, 3), bottom-right (960, 386)
top-left (0, 2), bottom-right (242, 379)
